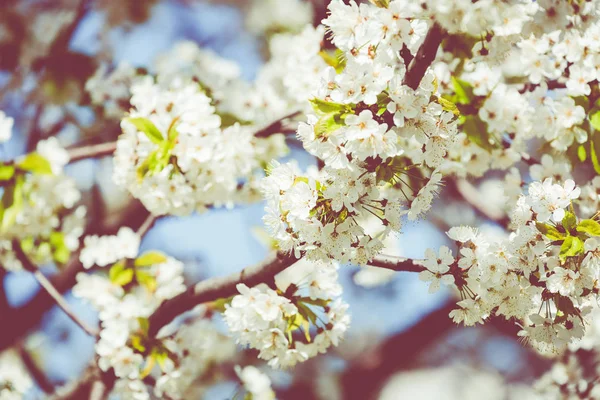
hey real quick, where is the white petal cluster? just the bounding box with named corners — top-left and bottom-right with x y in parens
top-left (235, 365), bottom-right (276, 400)
top-left (223, 260), bottom-right (349, 369)
top-left (0, 350), bottom-right (32, 400)
top-left (153, 318), bottom-right (237, 399)
top-left (73, 246), bottom-right (188, 397)
top-left (435, 178), bottom-right (600, 356)
top-left (0, 173), bottom-right (85, 272)
top-left (0, 111), bottom-right (13, 143)
top-left (85, 62), bottom-right (138, 119)
top-left (79, 227), bottom-right (140, 269)
top-left (246, 0), bottom-right (313, 36)
top-left (113, 77), bottom-right (285, 215)
top-left (262, 161), bottom-right (403, 264)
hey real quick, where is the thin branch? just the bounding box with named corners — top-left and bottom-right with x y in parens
top-left (18, 344), bottom-right (54, 394)
top-left (136, 213), bottom-right (157, 238)
top-left (254, 111), bottom-right (301, 138)
top-left (88, 380), bottom-right (107, 400)
top-left (11, 240), bottom-right (99, 337)
top-left (67, 141), bottom-right (117, 163)
top-left (367, 255), bottom-right (426, 273)
top-left (403, 23), bottom-right (445, 90)
top-left (148, 251), bottom-right (297, 336)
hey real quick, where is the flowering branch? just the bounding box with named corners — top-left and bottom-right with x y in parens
top-left (11, 240), bottom-right (99, 338)
top-left (0, 207), bottom-right (153, 352)
top-left (147, 252), bottom-right (427, 337)
top-left (147, 251), bottom-right (297, 336)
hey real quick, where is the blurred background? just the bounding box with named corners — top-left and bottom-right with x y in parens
top-left (0, 0), bottom-right (550, 398)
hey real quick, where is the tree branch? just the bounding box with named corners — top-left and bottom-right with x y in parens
top-left (18, 344), bottom-right (54, 394)
top-left (403, 23), bottom-right (445, 90)
top-left (11, 240), bottom-right (99, 338)
top-left (367, 255), bottom-right (426, 273)
top-left (254, 111), bottom-right (301, 138)
top-left (148, 251), bottom-right (298, 336)
top-left (147, 252), bottom-right (427, 337)
top-left (67, 141), bottom-right (117, 163)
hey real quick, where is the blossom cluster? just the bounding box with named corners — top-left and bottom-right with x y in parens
top-left (112, 76), bottom-right (287, 215)
top-left (235, 365), bottom-right (276, 400)
top-left (73, 233), bottom-right (201, 399)
top-left (262, 160), bottom-right (438, 264)
top-left (0, 133), bottom-right (85, 271)
top-left (223, 259), bottom-right (349, 369)
top-left (0, 350), bottom-right (32, 400)
top-left (421, 178), bottom-right (600, 355)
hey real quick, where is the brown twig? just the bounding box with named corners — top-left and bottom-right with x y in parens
top-left (11, 240), bottom-right (99, 338)
top-left (367, 255), bottom-right (426, 273)
top-left (254, 111), bottom-right (301, 138)
top-left (67, 141), bottom-right (118, 163)
top-left (148, 251), bottom-right (297, 336)
top-left (18, 343), bottom-right (55, 394)
top-left (136, 213), bottom-right (157, 238)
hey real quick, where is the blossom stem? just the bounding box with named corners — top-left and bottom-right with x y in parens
top-left (11, 240), bottom-right (99, 338)
top-left (136, 213), bottom-right (158, 238)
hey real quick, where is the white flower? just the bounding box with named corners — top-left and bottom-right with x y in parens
top-left (419, 246), bottom-right (455, 293)
top-left (235, 365), bottom-right (275, 400)
top-left (0, 111), bottom-right (13, 143)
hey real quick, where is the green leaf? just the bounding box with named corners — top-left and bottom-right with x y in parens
top-left (49, 231), bottom-right (70, 264)
top-left (126, 117), bottom-right (164, 144)
top-left (136, 270), bottom-right (157, 292)
top-left (17, 153), bottom-right (53, 175)
top-left (216, 112), bottom-right (251, 129)
top-left (212, 296), bottom-right (234, 312)
top-left (578, 144), bottom-right (587, 162)
top-left (437, 97), bottom-right (460, 116)
top-left (314, 112), bottom-right (345, 138)
top-left (592, 140), bottom-right (600, 174)
top-left (462, 116), bottom-right (494, 151)
top-left (0, 164), bottom-right (15, 181)
top-left (131, 334), bottom-right (146, 353)
top-left (451, 77), bottom-right (474, 105)
top-left (135, 251), bottom-right (168, 267)
top-left (318, 49), bottom-right (346, 73)
top-left (535, 222), bottom-right (565, 241)
top-left (577, 219), bottom-right (600, 236)
top-left (1, 175), bottom-right (24, 232)
top-left (285, 313), bottom-right (305, 343)
top-left (109, 263), bottom-right (134, 286)
top-left (309, 98), bottom-right (349, 116)
top-left (590, 110), bottom-right (600, 131)
top-left (137, 317), bottom-right (149, 334)
top-left (559, 236), bottom-right (584, 263)
top-left (562, 211), bottom-right (577, 232)
top-left (296, 297), bottom-right (330, 308)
